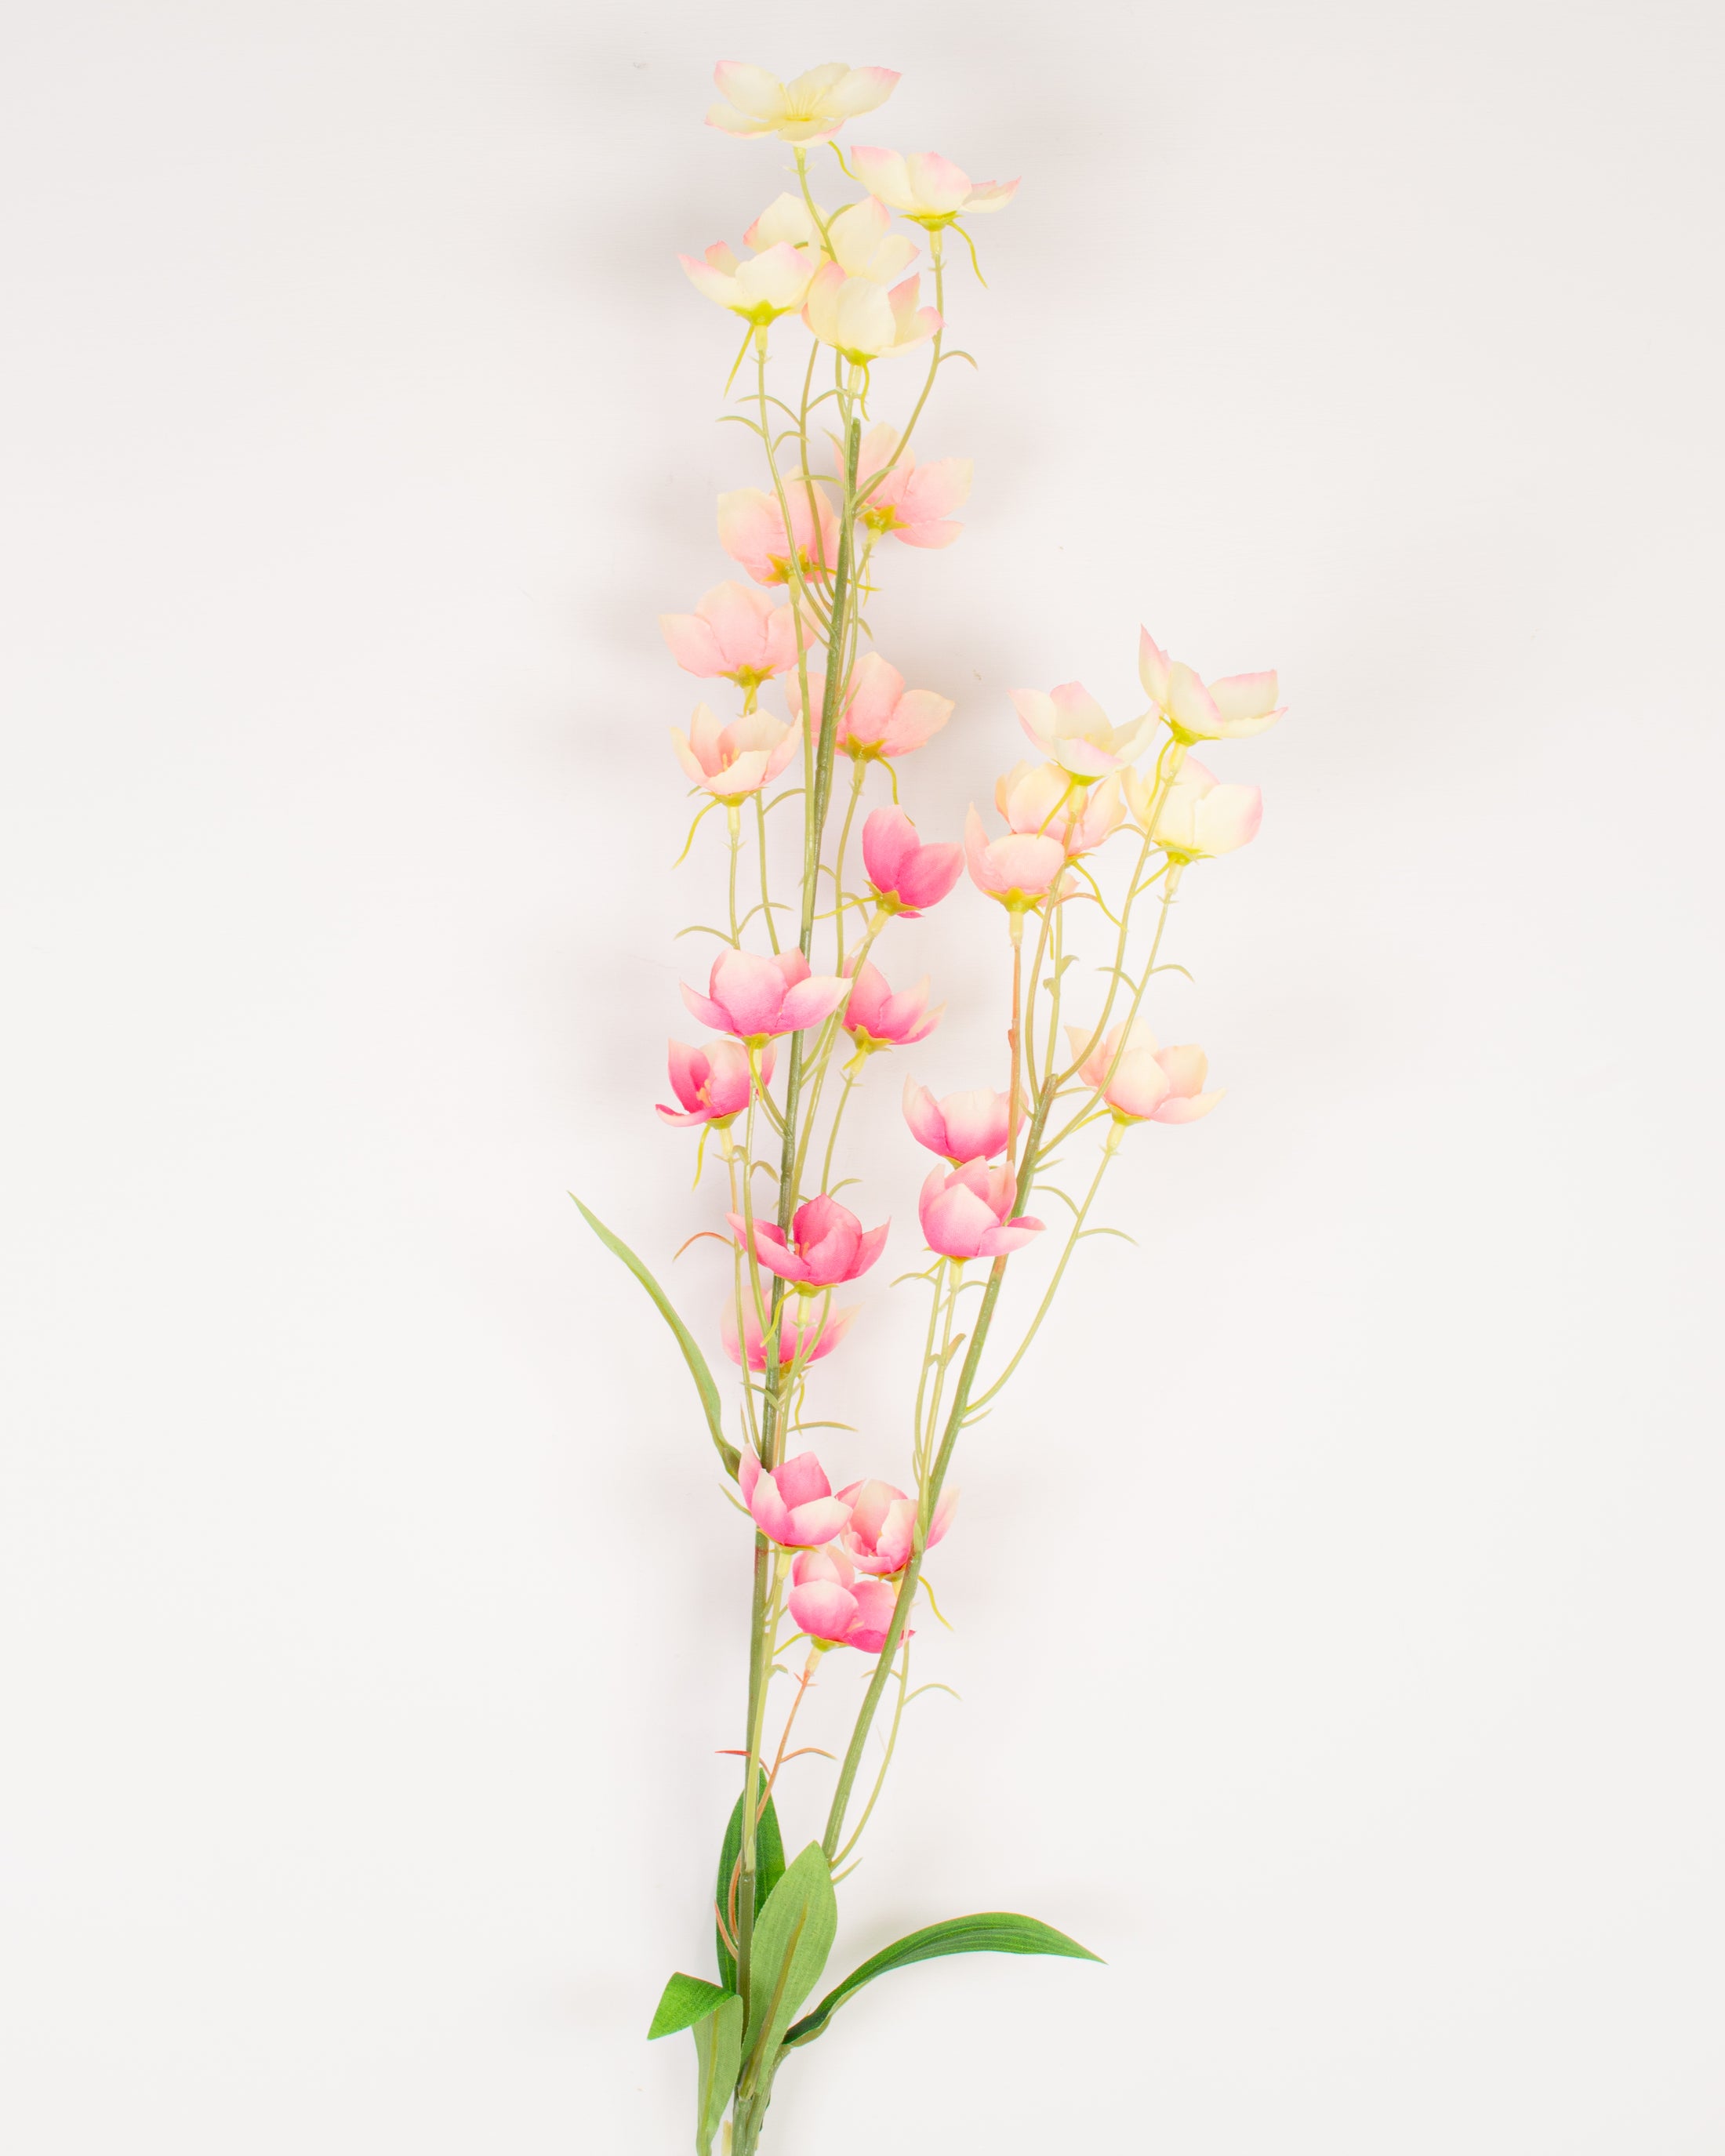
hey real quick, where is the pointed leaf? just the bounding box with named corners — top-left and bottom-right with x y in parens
top-left (648, 1971), bottom-right (732, 2041)
top-left (741, 1842), bottom-right (838, 2064)
top-left (782, 1911), bottom-right (1101, 2047)
top-left (715, 1777), bottom-right (785, 1991)
top-left (691, 1993), bottom-right (743, 2154)
top-left (571, 1195), bottom-right (739, 1477)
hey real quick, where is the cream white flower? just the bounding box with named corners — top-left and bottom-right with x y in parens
top-left (744, 194), bottom-right (918, 284)
top-left (803, 264), bottom-right (941, 363)
top-left (1138, 628), bottom-right (1284, 742)
top-left (1011, 682), bottom-right (1155, 781)
top-left (1124, 758), bottom-right (1262, 861)
top-left (677, 240), bottom-right (814, 327)
top-left (852, 147), bottom-right (1019, 227)
top-left (706, 61), bottom-right (899, 144)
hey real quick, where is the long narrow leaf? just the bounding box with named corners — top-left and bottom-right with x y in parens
top-left (782, 1911), bottom-right (1101, 2047)
top-left (570, 1194), bottom-right (739, 1478)
top-left (741, 1842), bottom-right (838, 2064)
top-left (692, 1994), bottom-right (743, 2154)
top-left (714, 1778), bottom-right (785, 1991)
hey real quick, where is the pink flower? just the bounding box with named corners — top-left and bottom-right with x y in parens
top-left (1012, 682), bottom-right (1155, 781)
top-left (739, 1448), bottom-right (852, 1548)
top-left (722, 1298), bottom-right (858, 1374)
top-left (844, 961), bottom-right (943, 1052)
top-left (789, 1544), bottom-right (901, 1653)
top-left (785, 652), bottom-right (952, 760)
top-left (804, 263), bottom-right (941, 363)
top-left (706, 61), bottom-right (899, 145)
top-left (717, 485), bottom-right (837, 588)
top-left (729, 1194), bottom-right (888, 1289)
top-left (656, 1037), bottom-right (773, 1128)
top-left (862, 807), bottom-right (963, 916)
top-left (681, 948), bottom-right (848, 1042)
top-left (919, 1160), bottom-right (1044, 1259)
top-left (677, 240), bottom-right (815, 327)
top-left (902, 1080), bottom-right (1011, 1164)
top-left (1138, 629), bottom-right (1284, 742)
top-left (1068, 1020), bottom-right (1223, 1125)
top-left (660, 582), bottom-right (804, 689)
top-left (994, 760), bottom-right (1127, 855)
top-left (851, 146), bottom-right (1020, 227)
top-left (1124, 757), bottom-right (1262, 861)
top-left (963, 806), bottom-right (1066, 911)
top-left (671, 704), bottom-right (798, 800)
top-left (852, 422), bottom-right (970, 549)
top-left (837, 1478), bottom-right (958, 1577)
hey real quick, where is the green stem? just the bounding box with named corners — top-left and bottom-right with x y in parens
top-left (821, 1082), bottom-right (1062, 1861)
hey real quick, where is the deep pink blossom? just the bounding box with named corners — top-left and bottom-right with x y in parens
top-left (789, 1544), bottom-right (901, 1653)
top-left (729, 1195), bottom-right (888, 1288)
top-left (836, 1478), bottom-right (958, 1577)
top-left (902, 1080), bottom-right (1011, 1164)
top-left (681, 949), bottom-right (848, 1043)
top-left (656, 1037), bottom-right (772, 1128)
top-left (919, 1160), bottom-right (1044, 1259)
top-left (844, 962), bottom-right (942, 1052)
top-left (862, 807), bottom-right (963, 916)
top-left (739, 1448), bottom-right (852, 1548)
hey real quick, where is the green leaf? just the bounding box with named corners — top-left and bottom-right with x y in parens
top-left (570, 1195), bottom-right (739, 1478)
top-left (691, 1992), bottom-right (743, 2154)
top-left (782, 1911), bottom-right (1102, 2048)
top-left (714, 1777), bottom-right (785, 1992)
top-left (648, 1971), bottom-right (732, 2042)
top-left (741, 1842), bottom-right (838, 2065)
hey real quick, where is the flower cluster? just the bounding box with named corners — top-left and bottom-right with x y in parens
top-left (605, 59), bottom-right (1289, 2154)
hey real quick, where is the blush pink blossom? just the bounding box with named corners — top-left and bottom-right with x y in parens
top-left (656, 1037), bottom-right (773, 1128)
top-left (660, 582), bottom-right (804, 690)
top-left (789, 1544), bottom-right (901, 1653)
top-left (784, 652), bottom-right (952, 760)
top-left (739, 1448), bottom-right (852, 1548)
top-left (862, 806), bottom-right (963, 916)
top-left (722, 1298), bottom-right (858, 1374)
top-left (1068, 1020), bottom-right (1223, 1124)
top-left (919, 1160), bottom-right (1044, 1259)
top-left (804, 264), bottom-right (941, 363)
top-left (851, 146), bottom-right (1020, 227)
top-left (852, 422), bottom-right (971, 549)
top-left (994, 760), bottom-right (1127, 855)
top-left (706, 61), bottom-right (899, 144)
top-left (902, 1080), bottom-right (1011, 1164)
top-left (1012, 682), bottom-right (1155, 781)
top-left (717, 485), bottom-right (837, 587)
top-left (844, 961), bottom-right (943, 1052)
top-left (1138, 629), bottom-right (1284, 742)
top-left (681, 948), bottom-right (848, 1042)
top-left (963, 806), bottom-right (1066, 911)
top-left (671, 704), bottom-right (797, 800)
top-left (1124, 757), bottom-right (1262, 861)
top-left (728, 1195), bottom-right (888, 1289)
top-left (837, 1478), bottom-right (958, 1577)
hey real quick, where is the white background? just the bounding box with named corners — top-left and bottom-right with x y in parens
top-left (3, 2), bottom-right (1722, 2151)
